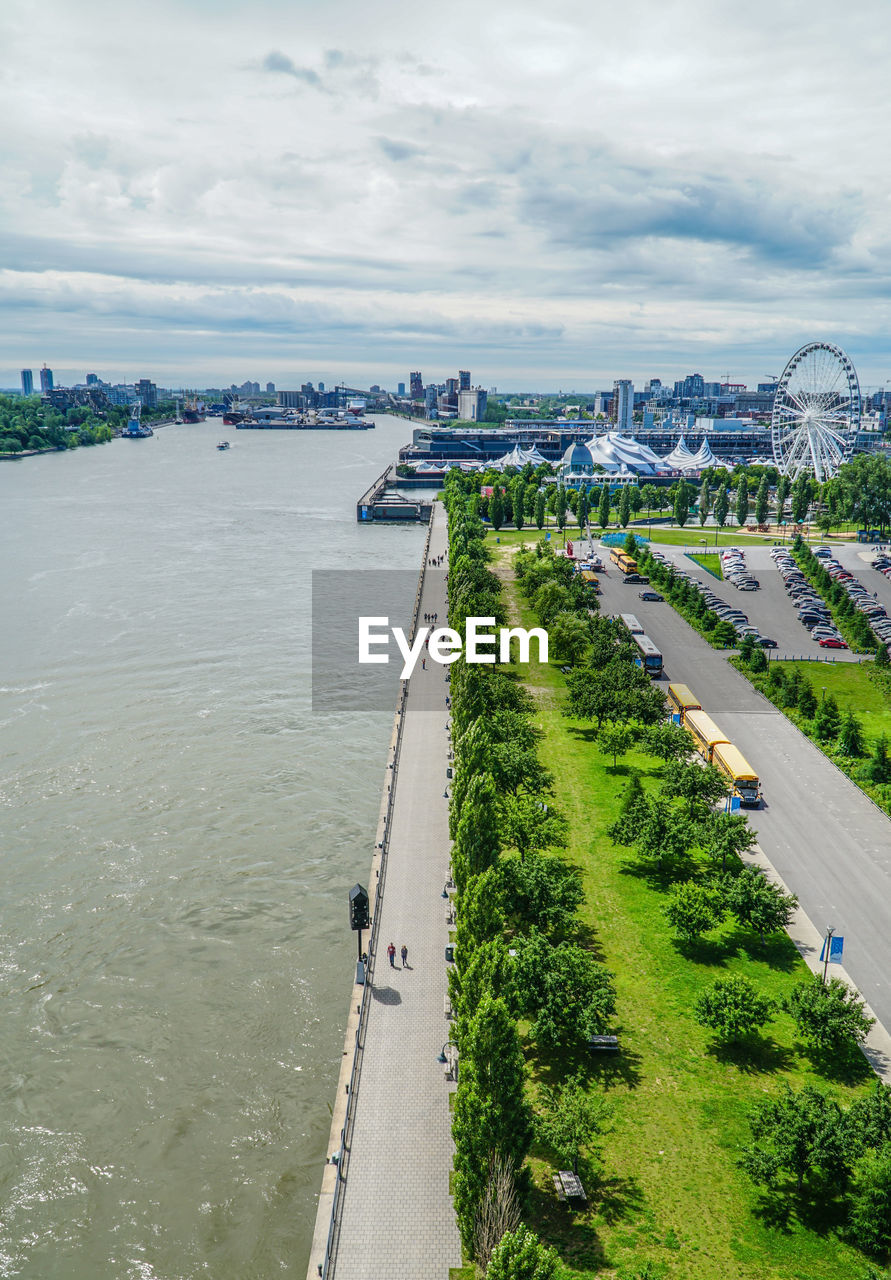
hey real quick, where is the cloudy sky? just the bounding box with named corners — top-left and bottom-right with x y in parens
top-left (2, 0), bottom-right (890, 391)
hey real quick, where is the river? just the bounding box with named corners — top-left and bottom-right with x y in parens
top-left (0, 415), bottom-right (424, 1279)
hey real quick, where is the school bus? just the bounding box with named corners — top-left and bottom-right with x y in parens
top-left (609, 548), bottom-right (638, 574)
top-left (667, 683), bottom-right (702, 723)
top-left (684, 709), bottom-right (730, 763)
top-left (579, 569), bottom-right (600, 593)
top-left (712, 741), bottom-right (761, 807)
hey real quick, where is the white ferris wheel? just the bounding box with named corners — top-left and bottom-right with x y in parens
top-left (771, 342), bottom-right (861, 482)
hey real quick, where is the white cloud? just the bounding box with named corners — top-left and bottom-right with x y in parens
top-left (1, 0), bottom-right (890, 388)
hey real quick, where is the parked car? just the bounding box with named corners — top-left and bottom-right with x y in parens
top-left (819, 637), bottom-right (848, 648)
top-left (756, 636), bottom-right (778, 648)
top-left (623, 573), bottom-right (649, 584)
top-left (639, 590), bottom-right (664, 601)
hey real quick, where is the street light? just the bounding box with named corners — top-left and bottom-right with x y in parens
top-left (822, 927), bottom-right (835, 984)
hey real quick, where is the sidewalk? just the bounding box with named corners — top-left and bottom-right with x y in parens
top-left (332, 503), bottom-right (461, 1279)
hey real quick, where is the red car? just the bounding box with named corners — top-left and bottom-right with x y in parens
top-left (818, 637), bottom-right (848, 648)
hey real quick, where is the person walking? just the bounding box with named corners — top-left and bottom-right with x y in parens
top-left (387, 942), bottom-right (396, 967)
top-left (400, 944), bottom-right (408, 968)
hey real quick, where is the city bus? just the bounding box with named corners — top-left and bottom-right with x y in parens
top-left (666, 683), bottom-right (702, 724)
top-left (684, 709), bottom-right (730, 763)
top-left (712, 741), bottom-right (761, 807)
top-left (619, 613), bottom-right (644, 635)
top-left (610, 548), bottom-right (638, 574)
top-left (632, 633), bottom-right (663, 678)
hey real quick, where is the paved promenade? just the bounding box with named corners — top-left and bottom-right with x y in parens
top-left (332, 504), bottom-right (461, 1279)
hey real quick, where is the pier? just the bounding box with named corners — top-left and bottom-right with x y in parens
top-left (356, 465), bottom-right (434, 523)
top-left (307, 502), bottom-right (460, 1279)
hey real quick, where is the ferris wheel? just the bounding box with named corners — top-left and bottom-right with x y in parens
top-left (771, 342), bottom-right (861, 482)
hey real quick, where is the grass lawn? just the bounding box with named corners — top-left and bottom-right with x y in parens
top-left (487, 543), bottom-right (873, 1280)
top-left (765, 661), bottom-right (891, 743)
top-left (688, 553), bottom-right (724, 579)
top-left (483, 526), bottom-right (782, 549)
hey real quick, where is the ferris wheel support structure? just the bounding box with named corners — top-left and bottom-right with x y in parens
top-left (771, 342), bottom-right (860, 483)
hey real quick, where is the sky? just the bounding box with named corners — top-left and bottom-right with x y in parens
top-left (2, 0), bottom-right (891, 392)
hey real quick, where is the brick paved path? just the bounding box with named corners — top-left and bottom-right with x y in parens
top-left (333, 504), bottom-right (461, 1280)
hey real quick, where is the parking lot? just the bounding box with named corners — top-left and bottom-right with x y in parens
top-left (594, 553), bottom-right (891, 1032)
top-left (656, 544), bottom-right (860, 661)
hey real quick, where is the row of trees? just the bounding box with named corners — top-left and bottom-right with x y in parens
top-left (0, 393), bottom-right (174, 456)
top-left (632, 539), bottom-right (743, 648)
top-left (445, 476), bottom-right (610, 1273)
top-left (791, 536), bottom-right (881, 653)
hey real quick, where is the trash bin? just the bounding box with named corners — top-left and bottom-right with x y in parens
top-left (446, 766), bottom-right (453, 779)
top-left (444, 944), bottom-right (455, 963)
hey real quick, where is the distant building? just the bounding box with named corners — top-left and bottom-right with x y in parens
top-left (135, 378), bottom-right (157, 408)
top-left (40, 365), bottom-right (54, 392)
top-left (370, 384), bottom-right (381, 393)
top-left (757, 381), bottom-right (778, 394)
top-left (86, 373), bottom-right (100, 386)
top-left (266, 382), bottom-right (275, 394)
top-left (318, 382), bottom-right (325, 392)
top-left (424, 385), bottom-right (438, 418)
top-left (410, 371), bottom-right (423, 401)
top-left (21, 369), bottom-right (33, 396)
top-left (397, 382), bottom-right (406, 396)
top-left (612, 380), bottom-right (634, 431)
top-left (278, 391), bottom-right (305, 409)
top-left (458, 370), bottom-right (471, 391)
top-left (458, 389), bottom-right (487, 421)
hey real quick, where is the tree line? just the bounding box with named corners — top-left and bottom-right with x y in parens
top-left (0, 394), bottom-right (176, 456)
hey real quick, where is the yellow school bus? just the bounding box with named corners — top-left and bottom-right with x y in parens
top-left (684, 709), bottom-right (730, 763)
top-left (666, 684), bottom-right (701, 724)
top-left (609, 548), bottom-right (637, 574)
top-left (712, 741), bottom-right (761, 807)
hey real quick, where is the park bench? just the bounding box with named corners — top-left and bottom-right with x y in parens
top-left (588, 1034), bottom-right (619, 1052)
top-left (552, 1175), bottom-right (566, 1202)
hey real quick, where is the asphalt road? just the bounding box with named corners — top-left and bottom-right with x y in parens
top-left (596, 553), bottom-right (891, 1030)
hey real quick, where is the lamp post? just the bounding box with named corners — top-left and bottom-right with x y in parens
top-left (822, 926), bottom-right (835, 984)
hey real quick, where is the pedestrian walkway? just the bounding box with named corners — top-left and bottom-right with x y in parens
top-left (332, 503), bottom-right (461, 1279)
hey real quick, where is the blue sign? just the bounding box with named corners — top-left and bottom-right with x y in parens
top-left (729, 796), bottom-right (741, 813)
top-left (671, 713), bottom-right (681, 725)
top-left (819, 935), bottom-right (844, 964)
top-left (546, 531), bottom-right (551, 541)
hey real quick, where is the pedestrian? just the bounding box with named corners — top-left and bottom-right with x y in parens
top-left (387, 942), bottom-right (396, 967)
top-left (422, 657), bottom-right (426, 670)
top-left (401, 944), bottom-right (408, 967)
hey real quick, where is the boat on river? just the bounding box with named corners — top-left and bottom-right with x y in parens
top-left (216, 441), bottom-right (230, 450)
top-left (121, 401), bottom-right (153, 438)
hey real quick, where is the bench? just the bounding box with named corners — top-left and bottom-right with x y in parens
top-left (445, 906), bottom-right (455, 925)
top-left (558, 1170), bottom-right (587, 1201)
top-left (588, 1035), bottom-right (619, 1052)
top-left (552, 1175), bottom-right (566, 1202)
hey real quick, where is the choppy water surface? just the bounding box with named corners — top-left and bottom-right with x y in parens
top-left (0, 416), bottom-right (423, 1279)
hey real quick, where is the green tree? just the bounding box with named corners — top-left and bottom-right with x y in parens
top-left (660, 757), bottom-right (728, 819)
top-left (490, 487), bottom-right (504, 531)
top-left (699, 811), bottom-right (756, 871)
top-left (577, 486), bottom-right (589, 530)
top-left (452, 773), bottom-right (502, 894)
top-left (537, 1074), bottom-right (609, 1176)
top-left (453, 996), bottom-right (533, 1256)
top-left (494, 849), bottom-right (583, 938)
top-left (623, 530), bottom-right (639, 558)
top-left (755, 475), bottom-right (770, 526)
top-left (664, 880), bottom-right (726, 942)
top-left (555, 485), bottom-right (567, 531)
top-left (486, 1227), bottom-right (561, 1280)
top-left (549, 612), bottom-right (591, 666)
top-left (775, 474), bottom-right (790, 525)
top-left (798, 681), bottom-right (818, 719)
top-left (791, 472), bottom-right (812, 524)
top-left (876, 643), bottom-right (890, 668)
top-left (512, 479), bottom-right (525, 531)
top-left (512, 929), bottom-right (617, 1048)
top-left (699, 475), bottom-right (711, 526)
top-left (673, 480), bottom-right (691, 528)
top-left (740, 1081), bottom-right (848, 1193)
top-left (597, 484), bottom-right (611, 530)
top-left (725, 866), bottom-right (797, 944)
top-left (694, 973), bottom-right (774, 1042)
top-left (642, 720), bottom-right (693, 761)
top-left (750, 646), bottom-right (768, 673)
top-left (498, 793), bottom-right (568, 863)
top-left (849, 1144), bottom-right (891, 1259)
top-left (534, 490), bottom-right (546, 530)
top-left (839, 710), bottom-right (865, 757)
top-left (787, 975), bottom-right (874, 1053)
top-left (868, 734), bottom-right (891, 783)
top-left (598, 720), bottom-right (634, 767)
top-left (735, 476), bottom-right (750, 528)
top-left (714, 481), bottom-right (730, 528)
top-left (631, 796), bottom-right (692, 869)
top-left (640, 482), bottom-right (657, 514)
top-left (813, 693), bottom-right (842, 742)
top-left (618, 485), bottom-right (631, 528)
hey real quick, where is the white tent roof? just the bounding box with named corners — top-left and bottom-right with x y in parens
top-left (495, 444), bottom-right (549, 469)
top-left (689, 438), bottom-right (718, 468)
top-left (582, 431), bottom-right (663, 476)
top-left (661, 435), bottom-right (698, 470)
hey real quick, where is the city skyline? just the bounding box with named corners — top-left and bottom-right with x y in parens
top-left (2, 0), bottom-right (891, 388)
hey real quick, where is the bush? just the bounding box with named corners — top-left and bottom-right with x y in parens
top-left (849, 1143), bottom-right (891, 1258)
top-left (787, 975), bottom-right (874, 1053)
top-left (694, 974), bottom-right (774, 1042)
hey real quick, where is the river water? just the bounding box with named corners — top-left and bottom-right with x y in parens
top-left (0, 415), bottom-right (424, 1279)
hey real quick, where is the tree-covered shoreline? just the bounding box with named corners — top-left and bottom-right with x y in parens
top-left (0, 394), bottom-right (176, 457)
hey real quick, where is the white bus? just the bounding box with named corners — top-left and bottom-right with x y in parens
top-left (619, 613), bottom-right (644, 635)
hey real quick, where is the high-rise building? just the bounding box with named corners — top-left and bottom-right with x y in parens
top-left (397, 382), bottom-right (405, 396)
top-left (21, 369), bottom-right (33, 396)
top-left (458, 389), bottom-right (487, 421)
top-left (612, 380), bottom-right (634, 431)
top-left (458, 370), bottom-right (471, 391)
top-left (318, 382), bottom-right (325, 392)
top-left (86, 373), bottom-right (99, 386)
top-left (135, 378), bottom-right (157, 408)
top-left (40, 365), bottom-right (54, 391)
top-left (445, 377), bottom-right (459, 395)
top-left (409, 371), bottom-right (423, 401)
top-left (266, 382), bottom-right (275, 394)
